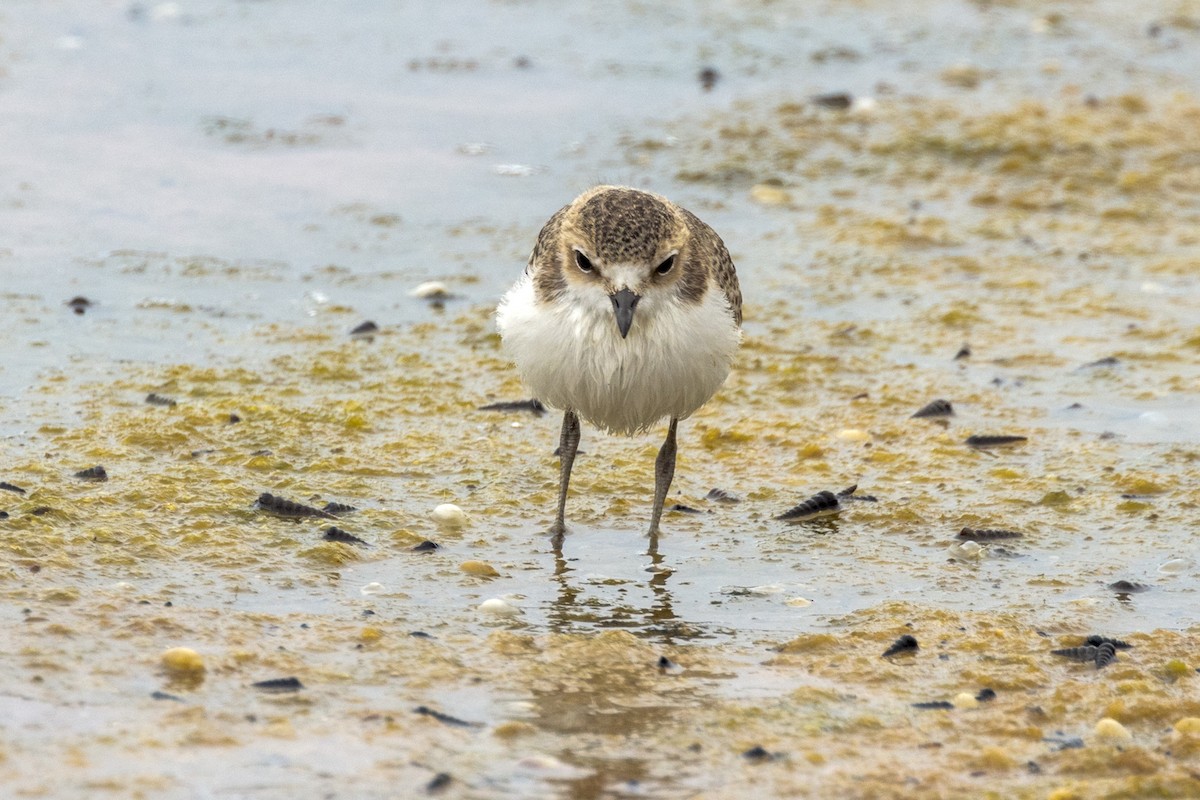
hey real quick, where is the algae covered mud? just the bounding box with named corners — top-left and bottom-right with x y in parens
top-left (1, 1), bottom-right (1199, 797)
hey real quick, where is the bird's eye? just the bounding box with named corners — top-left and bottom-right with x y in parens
top-left (655, 255), bottom-right (676, 275)
top-left (574, 250), bottom-right (594, 273)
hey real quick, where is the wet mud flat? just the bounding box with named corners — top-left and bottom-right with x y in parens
top-left (2, 0), bottom-right (1200, 798)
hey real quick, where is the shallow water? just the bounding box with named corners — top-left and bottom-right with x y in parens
top-left (2, 1), bottom-right (1199, 798)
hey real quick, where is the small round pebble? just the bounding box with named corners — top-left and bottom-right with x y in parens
top-left (432, 503), bottom-right (467, 529)
top-left (953, 692), bottom-right (979, 709)
top-left (1094, 717), bottom-right (1132, 743)
top-left (837, 428), bottom-right (870, 442)
top-left (1174, 717), bottom-right (1200, 735)
top-left (160, 647), bottom-right (205, 676)
top-left (460, 560), bottom-right (499, 577)
top-left (478, 598), bottom-right (520, 617)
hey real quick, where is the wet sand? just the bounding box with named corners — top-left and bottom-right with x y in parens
top-left (1, 1), bottom-right (1198, 797)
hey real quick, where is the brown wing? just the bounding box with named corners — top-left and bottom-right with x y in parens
top-left (679, 207), bottom-right (742, 326)
top-left (526, 204), bottom-right (570, 304)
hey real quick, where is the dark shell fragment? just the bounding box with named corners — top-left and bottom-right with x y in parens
top-left (957, 527), bottom-right (1023, 541)
top-left (477, 398), bottom-right (547, 416)
top-left (837, 484), bottom-right (877, 502)
top-left (1079, 356), bottom-right (1119, 369)
top-left (145, 393), bottom-right (177, 407)
top-left (322, 501), bottom-right (357, 514)
top-left (912, 399), bottom-right (954, 418)
top-left (1094, 642), bottom-right (1117, 668)
top-left (0, 481), bottom-right (27, 495)
top-left (669, 503), bottom-right (704, 514)
top-left (776, 490), bottom-right (841, 521)
top-left (975, 688), bottom-right (997, 702)
top-left (1107, 580), bottom-right (1149, 594)
top-left (252, 677), bottom-right (303, 693)
top-left (965, 434), bottom-right (1028, 448)
top-left (322, 527), bottom-right (369, 546)
top-left (414, 705), bottom-right (481, 728)
top-left (812, 92), bottom-right (852, 109)
top-left (425, 772), bottom-right (453, 794)
top-left (698, 66), bottom-right (720, 91)
top-left (66, 296), bottom-right (92, 314)
top-left (349, 320), bottom-right (379, 336)
top-left (912, 701), bottom-right (954, 710)
top-left (411, 540), bottom-right (440, 552)
top-left (706, 487), bottom-right (742, 504)
top-left (742, 745), bottom-right (777, 762)
top-left (953, 344), bottom-right (971, 360)
top-left (254, 492), bottom-right (336, 520)
top-left (883, 634), bottom-right (919, 657)
top-left (1085, 635), bottom-right (1133, 650)
top-left (74, 466), bottom-right (108, 482)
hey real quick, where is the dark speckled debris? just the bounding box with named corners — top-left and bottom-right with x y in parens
top-left (252, 677), bottom-right (303, 693)
top-left (776, 490), bottom-right (841, 521)
top-left (411, 540), bottom-right (440, 552)
top-left (322, 501), bottom-right (357, 515)
top-left (1085, 634), bottom-right (1133, 650)
top-left (957, 527), bottom-right (1023, 541)
top-left (0, 481), bottom-right (27, 495)
top-left (742, 745), bottom-right (778, 762)
top-left (74, 466), bottom-right (108, 482)
top-left (414, 705), bottom-right (481, 728)
top-left (976, 688), bottom-right (997, 702)
top-left (912, 399), bottom-right (954, 418)
top-left (349, 320), bottom-right (379, 337)
top-left (145, 393), bottom-right (177, 407)
top-left (812, 91), bottom-right (852, 109)
top-left (706, 487), bottom-right (741, 504)
top-left (953, 344), bottom-right (971, 360)
top-left (883, 634), bottom-right (919, 657)
top-left (669, 503), bottom-right (704, 515)
top-left (912, 701), bottom-right (954, 710)
top-left (1108, 580), bottom-right (1150, 594)
top-left (966, 434), bottom-right (1027, 448)
top-left (0, 511), bottom-right (8, 519)
top-left (228, 413), bottom-right (242, 424)
top-left (254, 492), bottom-right (336, 520)
top-left (657, 656), bottom-right (683, 674)
top-left (478, 398), bottom-right (547, 416)
top-left (151, 690), bottom-right (185, 702)
top-left (425, 772), bottom-right (453, 794)
top-left (1044, 736), bottom-right (1085, 751)
top-left (322, 527), bottom-right (369, 546)
top-left (698, 66), bottom-right (720, 91)
top-left (66, 296), bottom-right (93, 314)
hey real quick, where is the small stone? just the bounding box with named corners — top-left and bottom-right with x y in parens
top-left (411, 540), bottom-right (440, 552)
top-left (750, 184), bottom-right (792, 206)
top-left (953, 692), bottom-right (979, 709)
top-left (837, 428), bottom-right (870, 442)
top-left (432, 503), bottom-right (467, 529)
top-left (1174, 717), bottom-right (1200, 735)
top-left (883, 634), bottom-right (919, 657)
top-left (1093, 717), bottom-right (1132, 743)
top-left (74, 466), bottom-right (108, 482)
top-left (160, 647), bottom-right (205, 676)
top-left (252, 677), bottom-right (304, 693)
top-left (460, 560), bottom-right (499, 577)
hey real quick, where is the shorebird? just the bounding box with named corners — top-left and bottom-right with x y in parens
top-left (496, 186), bottom-right (742, 537)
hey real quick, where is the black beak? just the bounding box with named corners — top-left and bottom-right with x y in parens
top-left (610, 287), bottom-right (640, 339)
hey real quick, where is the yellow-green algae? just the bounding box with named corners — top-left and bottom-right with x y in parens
top-left (4, 48), bottom-right (1200, 800)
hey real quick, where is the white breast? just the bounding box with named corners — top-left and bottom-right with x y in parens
top-left (496, 274), bottom-right (740, 435)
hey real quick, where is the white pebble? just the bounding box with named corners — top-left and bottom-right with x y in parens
top-left (1158, 557), bottom-right (1192, 575)
top-left (360, 581), bottom-right (385, 595)
top-left (478, 598), bottom-right (521, 617)
top-left (409, 281), bottom-right (451, 299)
top-left (837, 428), bottom-right (870, 442)
top-left (432, 503), bottom-right (467, 529)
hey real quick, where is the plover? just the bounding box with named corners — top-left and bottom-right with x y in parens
top-left (496, 185), bottom-right (742, 537)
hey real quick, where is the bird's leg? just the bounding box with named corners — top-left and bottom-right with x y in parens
top-left (551, 410), bottom-right (581, 536)
top-left (648, 417), bottom-right (678, 537)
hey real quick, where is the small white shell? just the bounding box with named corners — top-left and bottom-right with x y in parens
top-left (360, 582), bottom-right (385, 595)
top-left (953, 692), bottom-right (979, 709)
top-left (478, 598), bottom-right (521, 617)
top-left (432, 503), bottom-right (467, 529)
top-left (409, 281), bottom-right (451, 299)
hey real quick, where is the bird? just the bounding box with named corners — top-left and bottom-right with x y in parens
top-left (496, 185), bottom-right (742, 538)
